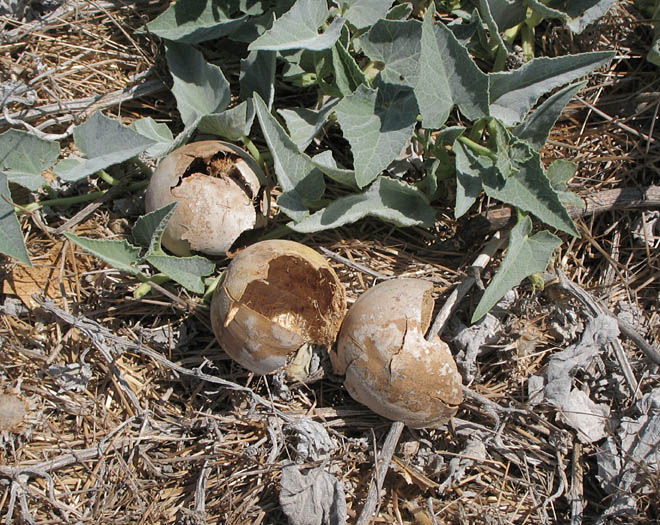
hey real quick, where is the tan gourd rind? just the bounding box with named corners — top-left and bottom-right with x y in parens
top-left (144, 141), bottom-right (263, 256)
top-left (211, 240), bottom-right (347, 375)
top-left (332, 278), bottom-right (463, 428)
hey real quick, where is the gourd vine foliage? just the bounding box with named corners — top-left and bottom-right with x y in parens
top-left (0, 0), bottom-right (619, 320)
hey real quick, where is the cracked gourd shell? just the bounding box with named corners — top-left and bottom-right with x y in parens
top-left (210, 240), bottom-right (347, 375)
top-left (331, 278), bottom-right (463, 428)
top-left (144, 140), bottom-right (265, 256)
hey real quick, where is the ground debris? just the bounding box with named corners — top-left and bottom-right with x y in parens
top-left (46, 361), bottom-right (92, 392)
top-left (279, 462), bottom-right (347, 525)
top-left (450, 313), bottom-right (503, 383)
top-left (596, 387), bottom-right (660, 521)
top-left (528, 315), bottom-right (619, 443)
top-left (0, 393), bottom-right (28, 432)
top-left (284, 418), bottom-right (336, 463)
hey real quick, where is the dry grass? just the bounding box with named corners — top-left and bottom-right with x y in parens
top-left (1, 1), bottom-right (659, 524)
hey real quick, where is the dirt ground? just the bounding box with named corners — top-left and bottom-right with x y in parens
top-left (1, 1), bottom-right (659, 524)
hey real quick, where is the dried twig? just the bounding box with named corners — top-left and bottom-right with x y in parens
top-left (554, 271), bottom-right (653, 399)
top-left (0, 78), bottom-right (165, 129)
top-left (570, 442), bottom-right (584, 525)
top-left (319, 246), bottom-right (390, 280)
top-left (427, 231), bottom-right (507, 339)
top-left (467, 185), bottom-right (660, 234)
top-left (35, 296), bottom-right (293, 421)
top-left (355, 421), bottom-right (405, 525)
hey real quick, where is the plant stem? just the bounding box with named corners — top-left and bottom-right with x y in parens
top-left (202, 272), bottom-right (224, 304)
top-left (134, 273), bottom-right (172, 299)
top-left (97, 169), bottom-right (120, 186)
top-left (241, 136), bottom-right (265, 169)
top-left (521, 22), bottom-right (535, 62)
top-left (18, 179), bottom-right (150, 214)
top-left (457, 136), bottom-right (498, 161)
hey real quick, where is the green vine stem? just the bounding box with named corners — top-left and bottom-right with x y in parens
top-left (134, 273), bottom-right (172, 299)
top-left (202, 272), bottom-right (224, 304)
top-left (97, 169), bottom-right (120, 186)
top-left (241, 135), bottom-right (266, 170)
top-left (457, 136), bottom-right (498, 161)
top-left (18, 179), bottom-right (150, 214)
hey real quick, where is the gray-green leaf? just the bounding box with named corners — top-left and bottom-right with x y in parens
top-left (513, 81), bottom-right (586, 150)
top-left (166, 42), bottom-right (231, 127)
top-left (472, 216), bottom-right (561, 322)
top-left (278, 99), bottom-right (339, 152)
top-left (289, 176), bottom-right (435, 232)
top-left (547, 159), bottom-right (584, 208)
top-left (415, 11), bottom-right (490, 128)
top-left (253, 94), bottom-right (325, 220)
top-left (342, 0), bottom-right (394, 29)
top-left (145, 0), bottom-right (246, 43)
top-left (527, 0), bottom-right (616, 34)
top-left (131, 117), bottom-right (175, 158)
top-left (248, 0), bottom-right (345, 51)
top-left (489, 51), bottom-right (614, 126)
top-left (65, 233), bottom-right (143, 275)
top-left (311, 150), bottom-right (358, 189)
top-left (145, 254), bottom-right (215, 294)
top-left (133, 202), bottom-right (178, 254)
top-left (0, 174), bottom-right (31, 265)
top-left (454, 141), bottom-right (486, 218)
top-left (481, 148), bottom-right (578, 236)
top-left (198, 100), bottom-right (256, 141)
top-left (240, 50), bottom-right (276, 109)
top-left (335, 83), bottom-right (418, 188)
top-left (0, 129), bottom-right (59, 190)
top-left (332, 41), bottom-right (369, 96)
top-left (361, 19), bottom-right (422, 86)
top-left (54, 112), bottom-right (156, 182)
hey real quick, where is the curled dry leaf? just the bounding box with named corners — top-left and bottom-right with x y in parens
top-left (145, 140), bottom-right (266, 256)
top-left (210, 240), bottom-right (347, 375)
top-left (331, 278), bottom-right (463, 428)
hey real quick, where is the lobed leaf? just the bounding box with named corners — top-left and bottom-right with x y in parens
top-left (335, 83), bottom-right (418, 188)
top-left (415, 10), bottom-right (489, 128)
top-left (546, 159), bottom-right (584, 208)
top-left (310, 150), bottom-right (358, 189)
top-left (489, 51), bottom-right (614, 126)
top-left (278, 99), bottom-right (339, 152)
top-left (513, 81), bottom-right (587, 150)
top-left (166, 42), bottom-right (231, 127)
top-left (453, 141), bottom-right (487, 218)
top-left (481, 147), bottom-right (579, 236)
top-left (289, 176), bottom-right (435, 233)
top-left (477, 0), bottom-right (510, 69)
top-left (145, 254), bottom-right (215, 294)
top-left (0, 129), bottom-right (59, 190)
top-left (239, 50), bottom-right (276, 109)
top-left (248, 0), bottom-right (345, 51)
top-left (54, 112), bottom-right (156, 182)
top-left (526, 0), bottom-right (616, 34)
top-left (253, 94), bottom-right (325, 220)
top-left (132, 202), bottom-right (178, 254)
top-left (0, 174), bottom-right (31, 265)
top-left (332, 42), bottom-right (369, 96)
top-left (198, 100), bottom-right (256, 141)
top-left (361, 19), bottom-right (422, 87)
top-left (472, 216), bottom-right (561, 322)
top-left (145, 0), bottom-right (246, 43)
top-left (131, 117), bottom-right (175, 158)
top-left (65, 233), bottom-right (143, 275)
top-left (341, 0), bottom-right (394, 29)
